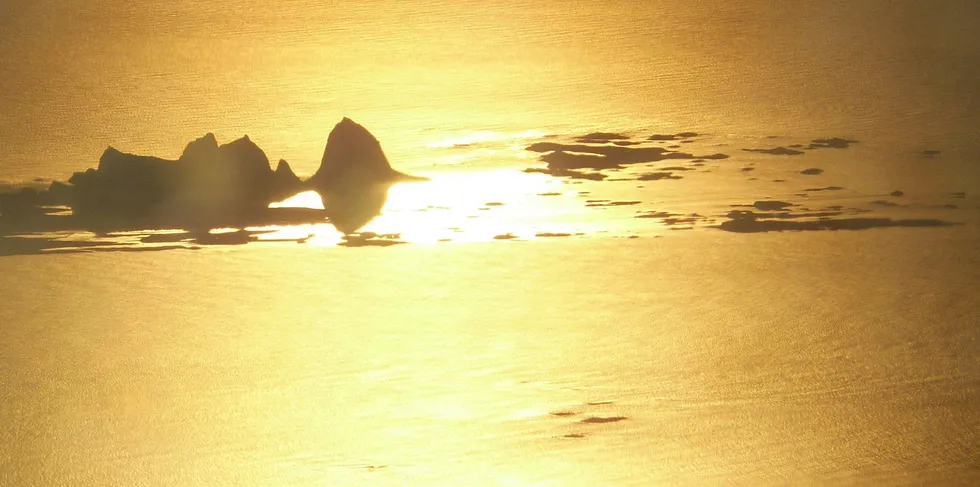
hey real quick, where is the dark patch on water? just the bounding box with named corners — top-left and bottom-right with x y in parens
top-left (339, 232), bottom-right (406, 247)
top-left (585, 201), bottom-right (642, 207)
top-left (752, 201), bottom-right (794, 211)
top-left (743, 147), bottom-right (805, 156)
top-left (575, 132), bottom-right (630, 143)
top-left (804, 186), bottom-right (843, 192)
top-left (637, 172), bottom-right (682, 181)
top-left (718, 217), bottom-right (956, 233)
top-left (807, 137), bottom-right (858, 149)
top-left (550, 411), bottom-right (578, 417)
top-left (525, 167), bottom-right (606, 181)
top-left (717, 203), bottom-right (958, 233)
top-left (648, 132), bottom-right (698, 141)
top-left (579, 416), bottom-right (628, 424)
top-left (871, 200), bottom-right (902, 207)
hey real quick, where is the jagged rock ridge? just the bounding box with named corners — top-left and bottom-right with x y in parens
top-left (0, 118), bottom-right (424, 234)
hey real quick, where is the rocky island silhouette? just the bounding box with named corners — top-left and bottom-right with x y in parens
top-left (0, 118), bottom-right (425, 236)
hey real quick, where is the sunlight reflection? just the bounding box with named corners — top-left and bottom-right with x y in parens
top-left (269, 190), bottom-right (324, 210)
top-left (260, 171), bottom-right (602, 246)
top-left (360, 170), bottom-right (571, 244)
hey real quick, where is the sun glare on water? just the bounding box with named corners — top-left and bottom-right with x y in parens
top-left (269, 191), bottom-right (324, 210)
top-left (264, 170), bottom-right (591, 245)
top-left (365, 170), bottom-right (565, 243)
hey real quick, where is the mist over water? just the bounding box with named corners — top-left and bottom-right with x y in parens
top-left (2, 1), bottom-right (980, 485)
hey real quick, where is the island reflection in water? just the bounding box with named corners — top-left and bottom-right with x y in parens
top-left (1, 122), bottom-right (968, 256)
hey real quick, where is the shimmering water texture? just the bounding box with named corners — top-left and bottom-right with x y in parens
top-left (0, 127), bottom-right (971, 256)
top-left (3, 2), bottom-right (980, 484)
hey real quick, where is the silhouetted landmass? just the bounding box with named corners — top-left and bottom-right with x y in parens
top-left (922, 150), bottom-right (941, 156)
top-left (0, 117), bottom-right (423, 241)
top-left (307, 118), bottom-right (426, 234)
top-left (743, 147), bottom-right (805, 156)
top-left (891, 190), bottom-right (905, 197)
top-left (61, 134), bottom-right (304, 229)
top-left (801, 168), bottom-right (824, 175)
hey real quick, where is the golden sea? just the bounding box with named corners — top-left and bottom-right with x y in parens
top-left (2, 1), bottom-right (980, 485)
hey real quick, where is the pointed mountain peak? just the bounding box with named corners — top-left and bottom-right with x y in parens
top-left (181, 133), bottom-right (220, 162)
top-left (309, 117), bottom-right (425, 188)
top-left (275, 159), bottom-right (297, 178)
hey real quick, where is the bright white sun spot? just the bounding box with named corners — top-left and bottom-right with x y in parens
top-left (262, 171), bottom-right (598, 245)
top-left (360, 169), bottom-right (561, 243)
top-left (268, 190), bottom-right (324, 210)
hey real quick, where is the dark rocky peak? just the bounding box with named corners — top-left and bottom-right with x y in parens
top-left (309, 117), bottom-right (424, 190)
top-left (275, 159), bottom-right (297, 179)
top-left (217, 135), bottom-right (275, 178)
top-left (180, 133), bottom-right (220, 163)
top-left (96, 147), bottom-right (174, 183)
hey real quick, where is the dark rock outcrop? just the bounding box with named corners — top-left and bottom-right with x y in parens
top-left (68, 134), bottom-right (303, 228)
top-left (1, 118), bottom-right (423, 236)
top-left (308, 118), bottom-right (425, 191)
top-left (306, 118), bottom-right (426, 234)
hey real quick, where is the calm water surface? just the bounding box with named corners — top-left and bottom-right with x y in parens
top-left (2, 1), bottom-right (980, 485)
top-left (2, 230), bottom-right (979, 485)
top-left (2, 0), bottom-right (979, 181)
